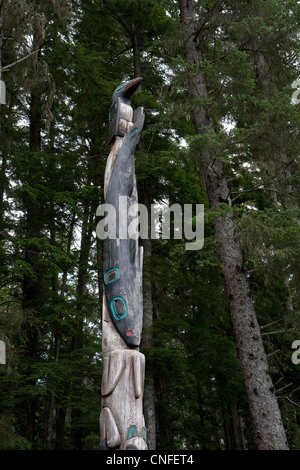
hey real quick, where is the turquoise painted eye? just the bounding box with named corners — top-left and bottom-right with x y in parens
top-left (104, 267), bottom-right (120, 284)
top-left (130, 127), bottom-right (138, 139)
top-left (116, 83), bottom-right (126, 94)
top-left (110, 296), bottom-right (128, 320)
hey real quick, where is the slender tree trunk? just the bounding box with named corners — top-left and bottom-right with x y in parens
top-left (51, 213), bottom-right (76, 450)
top-left (155, 375), bottom-right (172, 449)
top-left (223, 401), bottom-right (244, 450)
top-left (253, 49), bottom-right (298, 216)
top-left (0, 149), bottom-right (7, 236)
top-left (179, 0), bottom-right (288, 450)
top-left (71, 139), bottom-right (101, 448)
top-left (0, 1), bottom-right (2, 84)
top-left (0, 1), bottom-right (3, 233)
top-left (253, 48), bottom-right (299, 326)
top-left (45, 210), bottom-right (75, 448)
top-left (243, 412), bottom-right (258, 450)
top-left (19, 8), bottom-right (47, 440)
top-left (140, 210), bottom-right (156, 451)
top-left (44, 205), bottom-right (58, 448)
top-left (45, 332), bottom-right (60, 448)
top-left (20, 88), bottom-right (42, 443)
top-left (70, 201), bottom-right (94, 450)
top-left (55, 405), bottom-right (67, 450)
top-left (131, 21), bottom-right (141, 79)
top-left (20, 30), bottom-right (45, 439)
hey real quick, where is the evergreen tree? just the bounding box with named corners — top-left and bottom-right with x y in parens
top-left (0, 0), bottom-right (299, 450)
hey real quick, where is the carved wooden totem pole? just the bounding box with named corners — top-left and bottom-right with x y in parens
top-left (99, 77), bottom-right (147, 450)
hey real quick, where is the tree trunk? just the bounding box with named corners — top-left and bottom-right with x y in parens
top-left (70, 200), bottom-right (94, 450)
top-left (0, 1), bottom-right (5, 236)
top-left (179, 0), bottom-right (288, 450)
top-left (0, 147), bottom-right (7, 237)
top-left (140, 225), bottom-right (156, 451)
top-left (20, 90), bottom-right (42, 444)
top-left (20, 30), bottom-right (44, 439)
top-left (55, 405), bottom-right (67, 450)
top-left (44, 204), bottom-right (60, 449)
top-left (155, 375), bottom-right (172, 449)
top-left (243, 412), bottom-right (258, 450)
top-left (51, 213), bottom-right (75, 450)
top-left (253, 48), bottom-right (299, 326)
top-left (223, 401), bottom-right (244, 450)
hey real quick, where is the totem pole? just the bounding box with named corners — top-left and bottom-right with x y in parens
top-left (99, 77), bottom-right (147, 450)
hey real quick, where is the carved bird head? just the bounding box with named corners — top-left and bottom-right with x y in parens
top-left (112, 77), bottom-right (142, 105)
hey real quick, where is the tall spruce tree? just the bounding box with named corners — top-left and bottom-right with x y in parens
top-left (178, 0), bottom-right (289, 450)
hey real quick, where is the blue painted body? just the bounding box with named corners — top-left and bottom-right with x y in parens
top-left (104, 78), bottom-right (144, 347)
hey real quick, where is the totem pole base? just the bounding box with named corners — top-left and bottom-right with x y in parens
top-left (100, 348), bottom-right (147, 450)
top-left (100, 294), bottom-right (147, 450)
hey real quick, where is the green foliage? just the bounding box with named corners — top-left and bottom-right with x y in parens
top-left (0, 0), bottom-right (299, 451)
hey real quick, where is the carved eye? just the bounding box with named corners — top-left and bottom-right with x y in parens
top-left (114, 299), bottom-right (126, 316)
top-left (130, 127), bottom-right (138, 139)
top-left (104, 268), bottom-right (120, 284)
top-left (110, 296), bottom-right (128, 320)
top-left (116, 83), bottom-right (125, 94)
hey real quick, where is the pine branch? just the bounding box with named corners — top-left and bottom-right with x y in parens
top-left (107, 45), bottom-right (135, 64)
top-left (261, 328), bottom-right (296, 336)
top-left (231, 184), bottom-right (281, 202)
top-left (261, 319), bottom-right (282, 329)
top-left (273, 376), bottom-right (284, 388)
top-left (267, 349), bottom-right (281, 357)
top-left (275, 383), bottom-right (293, 395)
top-left (0, 299), bottom-right (21, 306)
top-left (278, 396), bottom-right (300, 407)
top-left (2, 48), bottom-right (41, 72)
top-left (102, 0), bottom-right (133, 39)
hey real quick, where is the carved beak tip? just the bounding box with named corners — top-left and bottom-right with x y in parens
top-left (123, 77), bottom-right (143, 98)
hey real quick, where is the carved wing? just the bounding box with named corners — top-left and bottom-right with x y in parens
top-left (108, 97), bottom-right (125, 144)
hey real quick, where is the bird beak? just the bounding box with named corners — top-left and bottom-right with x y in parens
top-left (123, 77), bottom-right (143, 99)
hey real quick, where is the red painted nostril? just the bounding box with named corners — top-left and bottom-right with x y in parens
top-left (126, 329), bottom-right (133, 337)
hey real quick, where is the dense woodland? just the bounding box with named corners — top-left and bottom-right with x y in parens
top-left (0, 0), bottom-right (299, 450)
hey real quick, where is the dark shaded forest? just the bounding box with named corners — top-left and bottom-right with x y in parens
top-left (0, 0), bottom-right (299, 450)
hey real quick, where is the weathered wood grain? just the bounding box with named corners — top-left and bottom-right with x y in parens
top-left (100, 79), bottom-right (147, 450)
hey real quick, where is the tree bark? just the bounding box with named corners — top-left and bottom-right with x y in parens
top-left (20, 94), bottom-right (41, 443)
top-left (179, 0), bottom-right (288, 450)
top-left (55, 405), bottom-right (67, 450)
top-left (223, 401), bottom-right (244, 450)
top-left (140, 226), bottom-right (156, 451)
top-left (52, 213), bottom-right (76, 450)
top-left (20, 31), bottom-right (44, 442)
top-left (71, 199), bottom-right (94, 450)
top-left (0, 141), bottom-right (7, 238)
top-left (253, 48), bottom-right (299, 326)
top-left (0, 1), bottom-right (5, 235)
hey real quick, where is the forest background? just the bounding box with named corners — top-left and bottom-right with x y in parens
top-left (0, 0), bottom-right (299, 451)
